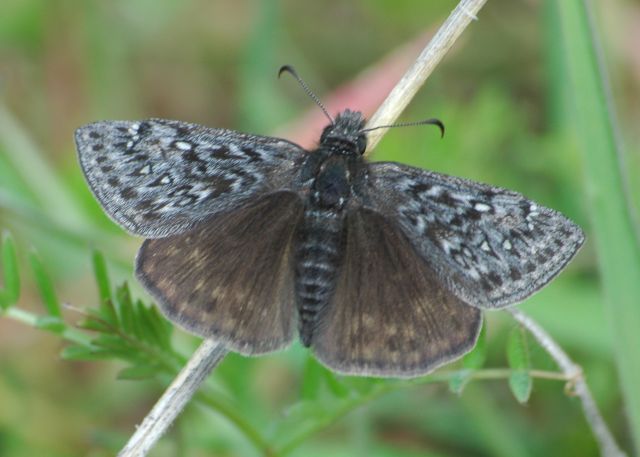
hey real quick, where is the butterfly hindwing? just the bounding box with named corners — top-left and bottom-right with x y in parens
top-left (75, 119), bottom-right (306, 237)
top-left (365, 162), bottom-right (585, 309)
top-left (136, 191), bottom-right (304, 354)
top-left (312, 207), bottom-right (482, 377)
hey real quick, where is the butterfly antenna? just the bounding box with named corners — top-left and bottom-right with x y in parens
top-left (361, 118), bottom-right (446, 138)
top-left (278, 65), bottom-right (334, 124)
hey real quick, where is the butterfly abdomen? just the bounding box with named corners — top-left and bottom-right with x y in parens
top-left (295, 205), bottom-right (345, 347)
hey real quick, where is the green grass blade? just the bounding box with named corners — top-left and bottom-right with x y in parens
top-left (91, 250), bottom-right (112, 305)
top-left (0, 102), bottom-right (91, 231)
top-left (28, 249), bottom-right (62, 317)
top-left (0, 231), bottom-right (20, 308)
top-left (552, 0), bottom-right (640, 449)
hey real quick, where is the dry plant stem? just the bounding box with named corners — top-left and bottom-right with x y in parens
top-left (508, 309), bottom-right (627, 457)
top-left (364, 0), bottom-right (488, 153)
top-left (118, 339), bottom-right (228, 457)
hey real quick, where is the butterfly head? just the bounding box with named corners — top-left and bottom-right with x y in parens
top-left (320, 109), bottom-right (367, 156)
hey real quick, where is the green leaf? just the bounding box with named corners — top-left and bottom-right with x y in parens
top-left (117, 363), bottom-right (161, 380)
top-left (76, 313), bottom-right (113, 333)
top-left (509, 371), bottom-right (532, 404)
top-left (60, 345), bottom-right (96, 360)
top-left (119, 292), bottom-right (136, 336)
top-left (28, 249), bottom-right (61, 317)
top-left (342, 376), bottom-right (384, 396)
top-left (99, 298), bottom-right (119, 326)
top-left (507, 325), bottom-right (532, 403)
top-left (135, 300), bottom-right (158, 344)
top-left (270, 400), bottom-right (331, 447)
top-left (321, 367), bottom-right (350, 398)
top-left (136, 299), bottom-right (171, 348)
top-left (508, 326), bottom-right (531, 371)
top-left (463, 322), bottom-right (487, 370)
top-left (300, 356), bottom-right (325, 400)
top-left (449, 324), bottom-right (486, 394)
top-left (0, 232), bottom-right (20, 309)
top-left (114, 282), bottom-right (134, 326)
top-left (92, 250), bottom-right (112, 305)
top-left (93, 334), bottom-right (136, 359)
top-left (35, 315), bottom-right (66, 333)
top-left (448, 369), bottom-right (473, 396)
top-left (60, 345), bottom-right (112, 361)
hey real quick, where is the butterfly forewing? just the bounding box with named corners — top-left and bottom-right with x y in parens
top-left (75, 119), bottom-right (306, 238)
top-left (365, 162), bottom-right (585, 309)
top-left (312, 207), bottom-right (482, 377)
top-left (136, 191), bottom-right (304, 354)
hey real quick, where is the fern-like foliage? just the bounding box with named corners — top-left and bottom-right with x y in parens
top-left (1, 231), bottom-right (183, 381)
top-left (62, 251), bottom-right (184, 379)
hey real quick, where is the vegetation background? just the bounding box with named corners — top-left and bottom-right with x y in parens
top-left (0, 0), bottom-right (638, 456)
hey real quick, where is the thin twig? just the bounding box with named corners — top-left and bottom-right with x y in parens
top-left (117, 339), bottom-right (228, 457)
top-left (364, 0), bottom-right (488, 153)
top-left (508, 309), bottom-right (627, 457)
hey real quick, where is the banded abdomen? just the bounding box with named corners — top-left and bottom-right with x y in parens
top-left (295, 206), bottom-right (345, 346)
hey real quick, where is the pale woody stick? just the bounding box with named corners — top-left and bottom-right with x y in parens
top-left (117, 339), bottom-right (227, 457)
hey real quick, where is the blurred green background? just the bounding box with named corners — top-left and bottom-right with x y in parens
top-left (0, 0), bottom-right (639, 456)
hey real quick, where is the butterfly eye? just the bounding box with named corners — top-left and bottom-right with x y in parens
top-left (320, 125), bottom-right (333, 144)
top-left (356, 134), bottom-right (367, 155)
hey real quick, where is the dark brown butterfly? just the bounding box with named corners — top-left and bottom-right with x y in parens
top-left (75, 76), bottom-right (583, 377)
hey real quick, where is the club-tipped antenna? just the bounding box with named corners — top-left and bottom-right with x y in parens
top-left (361, 118), bottom-right (446, 138)
top-left (278, 65), bottom-right (334, 124)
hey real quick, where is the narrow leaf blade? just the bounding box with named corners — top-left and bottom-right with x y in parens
top-left (28, 250), bottom-right (61, 317)
top-left (0, 232), bottom-right (20, 309)
top-left (507, 325), bottom-right (532, 403)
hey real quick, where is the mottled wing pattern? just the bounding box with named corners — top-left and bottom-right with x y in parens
top-left (136, 191), bottom-right (304, 354)
top-left (366, 162), bottom-right (585, 309)
top-left (75, 119), bottom-right (306, 237)
top-left (312, 208), bottom-right (482, 377)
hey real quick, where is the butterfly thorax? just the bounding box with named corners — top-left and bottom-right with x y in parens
top-left (295, 110), bottom-right (367, 346)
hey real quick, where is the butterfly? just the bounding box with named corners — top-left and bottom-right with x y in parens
top-left (75, 75), bottom-right (584, 378)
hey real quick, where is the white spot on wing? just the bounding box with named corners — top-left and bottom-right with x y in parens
top-left (474, 202), bottom-right (492, 212)
top-left (175, 141), bottom-right (192, 151)
top-left (426, 186), bottom-right (442, 197)
top-left (440, 239), bottom-right (453, 254)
